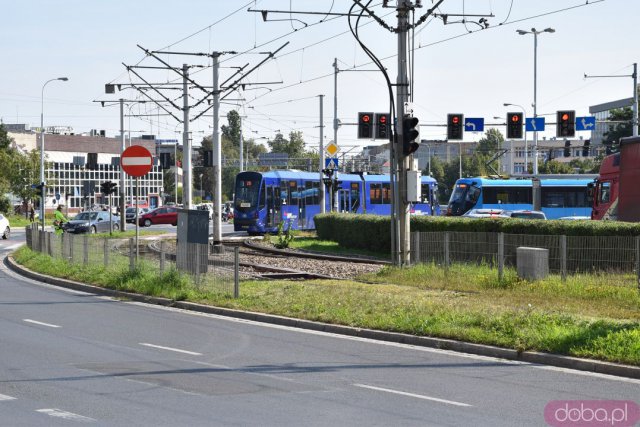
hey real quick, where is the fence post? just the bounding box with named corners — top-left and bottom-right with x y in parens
top-left (636, 236), bottom-right (640, 291)
top-left (159, 240), bottom-right (166, 274)
top-left (413, 233), bottom-right (420, 266)
top-left (498, 232), bottom-right (504, 282)
top-left (129, 238), bottom-right (135, 272)
top-left (194, 244), bottom-right (201, 286)
top-left (234, 247), bottom-right (239, 298)
top-left (103, 238), bottom-right (109, 268)
top-left (70, 234), bottom-right (75, 263)
top-left (560, 235), bottom-right (567, 282)
top-left (444, 231), bottom-right (450, 272)
top-left (83, 235), bottom-right (89, 266)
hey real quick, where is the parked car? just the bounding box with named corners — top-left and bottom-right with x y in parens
top-left (125, 207), bottom-right (148, 223)
top-left (138, 206), bottom-right (178, 227)
top-left (558, 216), bottom-right (591, 220)
top-left (462, 208), bottom-right (509, 218)
top-left (63, 211), bottom-right (120, 234)
top-left (0, 214), bottom-right (10, 239)
top-left (504, 210), bottom-right (547, 220)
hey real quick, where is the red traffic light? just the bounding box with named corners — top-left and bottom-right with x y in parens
top-left (452, 116), bottom-right (460, 124)
top-left (511, 115), bottom-right (520, 122)
top-left (361, 114), bottom-right (371, 123)
top-left (378, 115), bottom-right (387, 124)
top-left (561, 113), bottom-right (569, 121)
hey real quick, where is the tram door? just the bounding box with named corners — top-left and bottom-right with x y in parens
top-left (338, 182), bottom-right (360, 213)
top-left (265, 184), bottom-right (281, 228)
top-left (298, 182), bottom-right (306, 228)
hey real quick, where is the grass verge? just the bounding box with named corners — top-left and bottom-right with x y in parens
top-left (12, 245), bottom-right (640, 366)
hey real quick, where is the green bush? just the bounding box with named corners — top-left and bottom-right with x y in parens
top-left (0, 196), bottom-right (11, 214)
top-left (314, 213), bottom-right (640, 251)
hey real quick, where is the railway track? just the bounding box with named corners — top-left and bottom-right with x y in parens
top-left (145, 237), bottom-right (387, 281)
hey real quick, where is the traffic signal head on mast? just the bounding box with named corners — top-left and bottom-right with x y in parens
top-left (402, 115), bottom-right (420, 156)
top-left (357, 112), bottom-right (373, 139)
top-left (506, 112), bottom-right (523, 139)
top-left (447, 113), bottom-right (464, 140)
top-left (557, 110), bottom-right (576, 137)
top-left (375, 113), bottom-right (390, 140)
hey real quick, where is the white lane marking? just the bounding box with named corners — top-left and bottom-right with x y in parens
top-left (128, 301), bottom-right (640, 385)
top-left (36, 408), bottom-right (95, 422)
top-left (5, 243), bottom-right (23, 250)
top-left (0, 393), bottom-right (16, 401)
top-left (139, 343), bottom-right (202, 356)
top-left (353, 384), bottom-right (472, 407)
top-left (23, 319), bottom-right (61, 328)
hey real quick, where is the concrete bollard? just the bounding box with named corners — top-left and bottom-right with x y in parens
top-left (516, 247), bottom-right (549, 281)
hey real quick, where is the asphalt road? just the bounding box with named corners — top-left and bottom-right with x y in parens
top-left (0, 232), bottom-right (638, 426)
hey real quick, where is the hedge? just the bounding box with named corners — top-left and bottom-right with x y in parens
top-left (314, 213), bottom-right (640, 252)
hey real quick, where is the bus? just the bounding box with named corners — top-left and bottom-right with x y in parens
top-left (233, 170), bottom-right (440, 234)
top-left (446, 176), bottom-right (594, 219)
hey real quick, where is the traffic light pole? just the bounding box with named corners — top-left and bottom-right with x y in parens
top-left (182, 64), bottom-right (193, 210)
top-left (119, 99), bottom-right (126, 231)
top-left (212, 53), bottom-right (222, 245)
top-left (319, 94), bottom-right (326, 214)
top-left (395, 0), bottom-right (411, 267)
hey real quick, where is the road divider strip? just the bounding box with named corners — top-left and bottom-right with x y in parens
top-left (353, 383), bottom-right (472, 407)
top-left (0, 394), bottom-right (16, 401)
top-left (36, 408), bottom-right (95, 422)
top-left (23, 319), bottom-right (61, 328)
top-left (139, 343), bottom-right (202, 356)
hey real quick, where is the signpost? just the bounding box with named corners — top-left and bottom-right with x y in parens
top-left (464, 118), bottom-right (484, 132)
top-left (121, 145), bottom-right (153, 262)
top-left (526, 117), bottom-right (545, 132)
top-left (325, 157), bottom-right (339, 170)
top-left (576, 116), bottom-right (596, 131)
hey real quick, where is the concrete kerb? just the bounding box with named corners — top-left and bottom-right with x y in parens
top-left (5, 254), bottom-right (640, 380)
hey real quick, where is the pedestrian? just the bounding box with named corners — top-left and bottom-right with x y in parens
top-left (53, 205), bottom-right (68, 234)
top-left (29, 205), bottom-right (35, 222)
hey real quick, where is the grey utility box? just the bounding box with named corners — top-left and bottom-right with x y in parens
top-left (516, 247), bottom-right (549, 281)
top-left (176, 209), bottom-right (210, 274)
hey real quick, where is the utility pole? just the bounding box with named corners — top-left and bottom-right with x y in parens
top-left (212, 53), bottom-right (222, 245)
top-left (119, 99), bottom-right (126, 231)
top-left (239, 114), bottom-right (244, 172)
top-left (633, 62), bottom-right (638, 137)
top-left (182, 64), bottom-right (192, 209)
top-left (333, 58), bottom-right (339, 213)
top-left (395, 0), bottom-right (412, 266)
top-left (319, 94), bottom-right (325, 214)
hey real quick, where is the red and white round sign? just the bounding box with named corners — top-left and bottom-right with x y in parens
top-left (121, 145), bottom-right (153, 177)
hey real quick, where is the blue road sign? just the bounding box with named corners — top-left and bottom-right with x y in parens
top-left (526, 117), bottom-right (545, 132)
top-left (464, 117), bottom-right (484, 132)
top-left (325, 157), bottom-right (339, 170)
top-left (55, 193), bottom-right (61, 201)
top-left (576, 116), bottom-right (596, 131)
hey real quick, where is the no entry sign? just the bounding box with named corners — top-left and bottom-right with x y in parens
top-left (121, 145), bottom-right (153, 177)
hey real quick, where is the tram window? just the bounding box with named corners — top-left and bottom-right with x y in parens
top-left (382, 183), bottom-right (391, 204)
top-left (421, 184), bottom-right (430, 204)
top-left (484, 187), bottom-right (531, 204)
top-left (542, 187), bottom-right (590, 208)
top-left (370, 183), bottom-right (382, 204)
top-left (305, 181), bottom-right (319, 205)
top-left (289, 181), bottom-right (299, 205)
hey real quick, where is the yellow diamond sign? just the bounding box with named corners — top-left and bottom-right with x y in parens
top-left (325, 142), bottom-right (339, 156)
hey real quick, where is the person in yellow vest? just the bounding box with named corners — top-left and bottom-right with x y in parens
top-left (53, 205), bottom-right (68, 234)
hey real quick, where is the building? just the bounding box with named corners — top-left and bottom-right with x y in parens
top-left (7, 128), bottom-right (165, 213)
top-left (589, 97), bottom-right (635, 145)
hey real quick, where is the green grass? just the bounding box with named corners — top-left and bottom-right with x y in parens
top-left (12, 245), bottom-right (640, 366)
top-left (272, 232), bottom-right (390, 260)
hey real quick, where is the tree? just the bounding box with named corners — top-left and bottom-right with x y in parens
top-left (267, 131), bottom-right (306, 159)
top-left (603, 107), bottom-right (634, 151)
top-left (569, 158), bottom-right (600, 174)
top-left (538, 160), bottom-right (574, 174)
top-left (0, 123), bottom-right (13, 151)
top-left (221, 110), bottom-right (241, 148)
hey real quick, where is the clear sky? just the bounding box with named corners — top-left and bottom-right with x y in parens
top-left (1, 0), bottom-right (637, 150)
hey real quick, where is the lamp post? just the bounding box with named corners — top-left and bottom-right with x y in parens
top-left (517, 27), bottom-right (555, 175)
top-left (503, 103), bottom-right (527, 174)
top-left (40, 77), bottom-right (68, 230)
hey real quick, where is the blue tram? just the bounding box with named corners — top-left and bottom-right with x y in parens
top-left (234, 170), bottom-right (440, 234)
top-left (446, 176), bottom-right (594, 219)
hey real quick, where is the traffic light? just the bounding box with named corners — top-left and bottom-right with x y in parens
top-left (375, 113), bottom-right (390, 140)
top-left (582, 139), bottom-right (591, 157)
top-left (100, 181), bottom-right (116, 195)
top-left (160, 152), bottom-right (172, 169)
top-left (202, 150), bottom-right (213, 167)
top-left (402, 116), bottom-right (420, 156)
top-left (447, 113), bottom-right (464, 140)
top-left (357, 112), bottom-right (374, 139)
top-left (506, 112), bottom-right (523, 139)
top-left (563, 140), bottom-right (571, 157)
top-left (557, 110), bottom-right (575, 137)
top-left (34, 182), bottom-right (45, 192)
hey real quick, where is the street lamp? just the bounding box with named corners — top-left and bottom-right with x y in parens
top-left (504, 102), bottom-right (528, 175)
top-left (40, 77), bottom-right (68, 230)
top-left (516, 27), bottom-right (555, 175)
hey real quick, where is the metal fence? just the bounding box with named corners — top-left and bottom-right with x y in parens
top-left (411, 231), bottom-right (640, 283)
top-left (26, 224), bottom-right (239, 297)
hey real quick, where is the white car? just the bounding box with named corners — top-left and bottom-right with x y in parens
top-left (0, 214), bottom-right (10, 239)
top-left (462, 208), bottom-right (510, 218)
top-left (504, 210), bottom-right (547, 220)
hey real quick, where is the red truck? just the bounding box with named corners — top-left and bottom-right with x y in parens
top-left (591, 135), bottom-right (640, 221)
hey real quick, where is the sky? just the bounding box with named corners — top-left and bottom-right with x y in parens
top-left (1, 0), bottom-right (638, 151)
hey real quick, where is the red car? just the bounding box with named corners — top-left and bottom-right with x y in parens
top-left (138, 206), bottom-right (178, 227)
